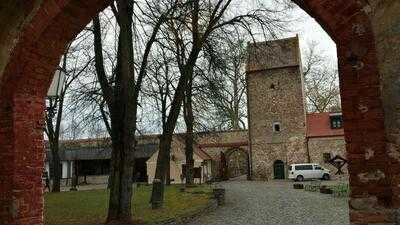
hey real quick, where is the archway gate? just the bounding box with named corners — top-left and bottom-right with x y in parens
top-left (225, 147), bottom-right (250, 179)
top-left (0, 1), bottom-right (399, 225)
top-left (198, 141), bottom-right (250, 180)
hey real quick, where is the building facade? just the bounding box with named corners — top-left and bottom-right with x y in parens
top-left (45, 131), bottom-right (249, 185)
top-left (146, 135), bottom-right (213, 184)
top-left (246, 36), bottom-right (347, 180)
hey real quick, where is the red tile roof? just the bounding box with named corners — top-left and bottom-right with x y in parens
top-left (306, 112), bottom-right (344, 138)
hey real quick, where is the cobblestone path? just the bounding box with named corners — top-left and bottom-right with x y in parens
top-left (188, 180), bottom-right (349, 225)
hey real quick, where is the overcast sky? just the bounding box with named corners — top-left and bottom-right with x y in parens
top-left (283, 2), bottom-right (338, 67)
top-left (58, 1), bottom-right (340, 138)
top-left (238, 0), bottom-right (338, 68)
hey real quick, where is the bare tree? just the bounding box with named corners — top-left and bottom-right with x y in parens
top-left (44, 35), bottom-right (94, 192)
top-left (142, 46), bottom-right (178, 184)
top-left (195, 35), bottom-right (248, 130)
top-left (93, 5), bottom-right (137, 221)
top-left (183, 75), bottom-right (195, 184)
top-left (150, 0), bottom-right (288, 208)
top-left (303, 41), bottom-right (341, 113)
top-left (92, 0), bottom-right (179, 223)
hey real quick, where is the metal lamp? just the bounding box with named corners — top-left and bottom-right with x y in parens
top-left (46, 68), bottom-right (66, 118)
top-left (47, 68), bottom-right (66, 98)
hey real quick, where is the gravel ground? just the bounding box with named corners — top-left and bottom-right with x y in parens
top-left (188, 180), bottom-right (349, 225)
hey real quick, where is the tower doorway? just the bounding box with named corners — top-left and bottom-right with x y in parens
top-left (273, 160), bottom-right (285, 179)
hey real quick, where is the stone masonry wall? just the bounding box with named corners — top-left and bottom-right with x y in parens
top-left (308, 136), bottom-right (347, 177)
top-left (247, 37), bottom-right (308, 180)
top-left (370, 0), bottom-right (400, 209)
top-left (195, 130), bottom-right (248, 178)
top-left (196, 130), bottom-right (248, 160)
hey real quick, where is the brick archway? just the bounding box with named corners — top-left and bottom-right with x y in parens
top-left (294, 1), bottom-right (397, 223)
top-left (0, 1), bottom-right (397, 225)
top-left (0, 1), bottom-right (112, 225)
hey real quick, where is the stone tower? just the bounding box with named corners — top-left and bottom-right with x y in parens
top-left (246, 36), bottom-right (308, 180)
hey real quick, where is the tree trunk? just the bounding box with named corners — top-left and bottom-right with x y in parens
top-left (151, 133), bottom-right (172, 208)
top-left (232, 71), bottom-right (240, 130)
top-left (161, 94), bottom-right (171, 186)
top-left (70, 160), bottom-right (78, 191)
top-left (220, 152), bottom-right (229, 181)
top-left (106, 125), bottom-right (135, 224)
top-left (102, 0), bottom-right (136, 223)
top-left (150, 3), bottom-right (203, 203)
top-left (183, 79), bottom-right (194, 185)
top-left (151, 64), bottom-right (196, 208)
top-left (50, 141), bottom-right (61, 192)
top-left (165, 153), bottom-right (171, 185)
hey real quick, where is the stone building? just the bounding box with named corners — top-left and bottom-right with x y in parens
top-left (45, 136), bottom-right (159, 185)
top-left (44, 130), bottom-right (248, 185)
top-left (146, 135), bottom-right (213, 184)
top-left (246, 36), bottom-right (346, 180)
top-left (306, 112), bottom-right (347, 175)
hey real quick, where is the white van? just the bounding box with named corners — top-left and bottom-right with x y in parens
top-left (288, 163), bottom-right (330, 181)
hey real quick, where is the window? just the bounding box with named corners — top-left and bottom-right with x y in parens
top-left (273, 122), bottom-right (281, 132)
top-left (330, 114), bottom-right (343, 129)
top-left (323, 153), bottom-right (331, 163)
top-left (314, 166), bottom-right (322, 170)
top-left (294, 165), bottom-right (313, 170)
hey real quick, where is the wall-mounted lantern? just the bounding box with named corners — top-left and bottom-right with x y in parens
top-left (46, 67), bottom-right (66, 118)
top-left (47, 67), bottom-right (66, 98)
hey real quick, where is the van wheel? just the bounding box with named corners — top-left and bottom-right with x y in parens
top-left (296, 175), bottom-right (304, 182)
top-left (323, 174), bottom-right (330, 180)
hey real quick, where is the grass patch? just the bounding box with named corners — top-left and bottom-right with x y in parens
top-left (45, 184), bottom-right (212, 225)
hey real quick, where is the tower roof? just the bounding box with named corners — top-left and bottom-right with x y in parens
top-left (246, 36), bottom-right (301, 73)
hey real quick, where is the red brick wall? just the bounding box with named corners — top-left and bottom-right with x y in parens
top-left (0, 1), bottom-right (111, 225)
top-left (294, 1), bottom-right (395, 224)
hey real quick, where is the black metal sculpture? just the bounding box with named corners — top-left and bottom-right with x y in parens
top-left (327, 155), bottom-right (347, 175)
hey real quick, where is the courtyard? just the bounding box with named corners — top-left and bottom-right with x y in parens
top-left (190, 180), bottom-right (349, 225)
top-left (44, 179), bottom-right (349, 225)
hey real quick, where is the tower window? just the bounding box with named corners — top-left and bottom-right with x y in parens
top-left (330, 114), bottom-right (343, 129)
top-left (273, 122), bottom-right (281, 132)
top-left (323, 153), bottom-right (332, 163)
